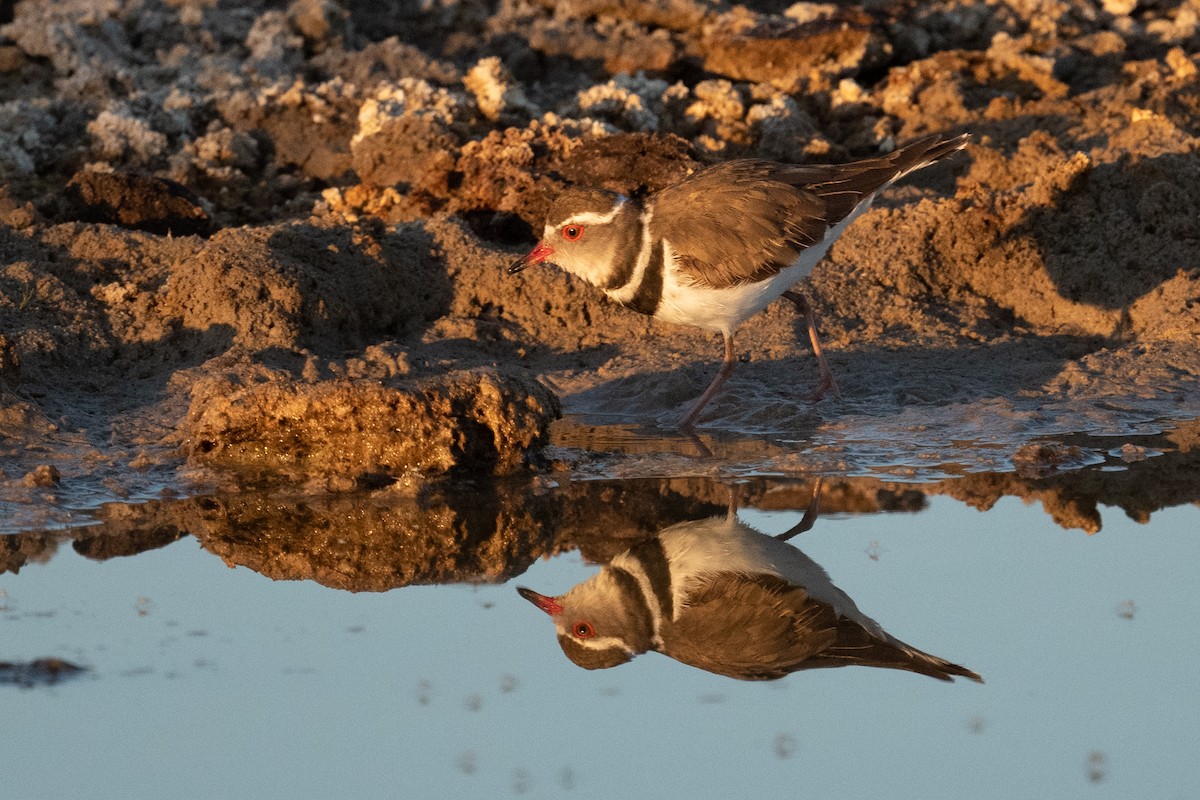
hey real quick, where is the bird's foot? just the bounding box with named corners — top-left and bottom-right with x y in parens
top-left (806, 369), bottom-right (842, 403)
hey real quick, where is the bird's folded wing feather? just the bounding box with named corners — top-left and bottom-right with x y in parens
top-left (657, 134), bottom-right (967, 290)
top-left (653, 161), bottom-right (831, 290)
top-left (661, 572), bottom-right (840, 680)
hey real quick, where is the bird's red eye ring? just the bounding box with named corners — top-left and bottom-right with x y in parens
top-left (573, 621), bottom-right (595, 638)
top-left (562, 225), bottom-right (584, 241)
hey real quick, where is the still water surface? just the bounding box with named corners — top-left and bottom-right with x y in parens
top-left (4, 464), bottom-right (1198, 799)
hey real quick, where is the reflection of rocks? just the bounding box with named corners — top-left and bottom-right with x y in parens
top-left (565, 421), bottom-right (1200, 534)
top-left (0, 528), bottom-right (60, 574)
top-left (71, 519), bottom-right (185, 561)
top-left (189, 488), bottom-right (558, 590)
top-left (739, 478), bottom-right (926, 515)
top-left (935, 422), bottom-right (1200, 534)
top-left (6, 434), bottom-right (1200, 586)
top-left (558, 477), bottom-right (725, 563)
top-left (188, 478), bottom-right (723, 590)
top-left (1, 497), bottom-right (189, 573)
top-left (0, 477), bottom-right (724, 583)
top-left (749, 430), bottom-right (1200, 534)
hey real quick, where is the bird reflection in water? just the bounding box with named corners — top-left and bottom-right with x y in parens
top-left (518, 484), bottom-right (981, 683)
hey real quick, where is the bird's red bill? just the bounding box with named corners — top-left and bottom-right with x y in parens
top-left (517, 586), bottom-right (562, 615)
top-left (507, 242), bottom-right (554, 274)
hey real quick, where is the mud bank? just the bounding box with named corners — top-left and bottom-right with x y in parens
top-left (1, 0), bottom-right (1198, 525)
top-left (5, 423), bottom-right (1197, 586)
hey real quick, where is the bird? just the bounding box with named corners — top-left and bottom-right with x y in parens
top-left (508, 133), bottom-right (969, 429)
top-left (516, 499), bottom-right (982, 683)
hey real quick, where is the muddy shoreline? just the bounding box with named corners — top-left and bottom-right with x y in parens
top-left (5, 413), bottom-right (1198, 586)
top-left (2, 0), bottom-right (1198, 531)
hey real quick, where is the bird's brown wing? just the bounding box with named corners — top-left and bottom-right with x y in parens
top-left (653, 160), bottom-right (830, 290)
top-left (656, 133), bottom-right (968, 290)
top-left (660, 573), bottom-right (841, 681)
top-left (664, 571), bottom-right (983, 683)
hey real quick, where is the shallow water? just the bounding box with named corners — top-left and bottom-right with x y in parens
top-left (4, 421), bottom-right (1200, 799)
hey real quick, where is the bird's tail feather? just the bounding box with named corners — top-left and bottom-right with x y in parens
top-left (804, 618), bottom-right (983, 683)
top-left (796, 132), bottom-right (969, 222)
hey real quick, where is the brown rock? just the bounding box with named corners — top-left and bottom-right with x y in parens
top-left (0, 190), bottom-right (36, 228)
top-left (1013, 442), bottom-right (1089, 478)
top-left (22, 463), bottom-right (60, 487)
top-left (351, 113), bottom-right (458, 190)
top-left (451, 122), bottom-right (582, 228)
top-left (65, 171), bottom-right (211, 236)
top-left (218, 85), bottom-right (358, 181)
top-left (701, 12), bottom-right (890, 92)
top-left (183, 367), bottom-right (561, 487)
top-left (525, 16), bottom-right (679, 74)
top-left (553, 132), bottom-right (698, 197)
top-left (529, 0), bottom-right (713, 31)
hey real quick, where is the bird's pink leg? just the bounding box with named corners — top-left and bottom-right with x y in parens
top-left (783, 290), bottom-right (841, 401)
top-left (680, 332), bottom-right (737, 431)
top-left (776, 478), bottom-right (823, 541)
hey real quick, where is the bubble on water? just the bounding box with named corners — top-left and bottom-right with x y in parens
top-left (456, 751), bottom-right (477, 775)
top-left (1116, 599), bottom-right (1136, 620)
top-left (774, 732), bottom-right (797, 759)
top-left (512, 767), bottom-right (531, 794)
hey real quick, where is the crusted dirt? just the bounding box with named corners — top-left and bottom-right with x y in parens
top-left (1, 0), bottom-right (1199, 532)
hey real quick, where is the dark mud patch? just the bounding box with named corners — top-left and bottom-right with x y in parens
top-left (0, 658), bottom-right (88, 688)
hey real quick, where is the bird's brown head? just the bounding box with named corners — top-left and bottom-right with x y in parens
top-left (506, 188), bottom-right (642, 289)
top-left (516, 577), bottom-right (650, 671)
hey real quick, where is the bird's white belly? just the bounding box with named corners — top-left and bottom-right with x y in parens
top-left (658, 517), bottom-right (882, 634)
top-left (660, 518), bottom-right (819, 585)
top-left (656, 259), bottom-right (813, 334)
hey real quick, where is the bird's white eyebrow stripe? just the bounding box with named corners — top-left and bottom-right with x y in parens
top-left (568, 633), bottom-right (636, 654)
top-left (560, 200), bottom-right (627, 227)
top-left (552, 623), bottom-right (636, 654)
